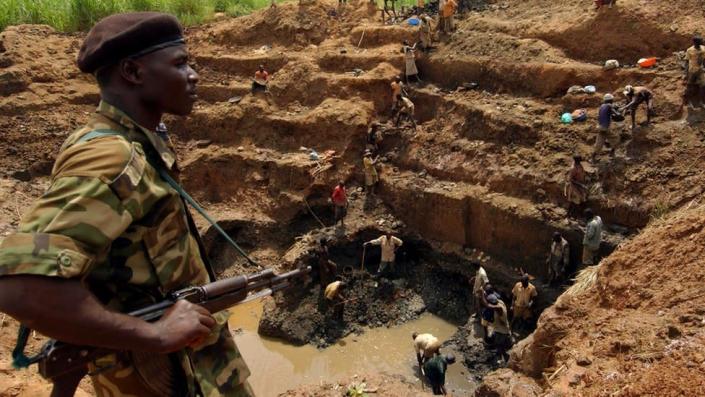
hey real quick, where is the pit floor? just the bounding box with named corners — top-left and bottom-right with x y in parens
top-left (228, 300), bottom-right (477, 396)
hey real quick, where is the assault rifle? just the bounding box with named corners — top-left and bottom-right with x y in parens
top-left (29, 266), bottom-right (311, 397)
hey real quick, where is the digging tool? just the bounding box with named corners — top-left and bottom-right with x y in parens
top-left (357, 29), bottom-right (366, 47)
top-left (304, 197), bottom-right (327, 228)
top-left (361, 244), bottom-right (367, 271)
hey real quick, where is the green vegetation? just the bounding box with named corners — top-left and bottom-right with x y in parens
top-left (0, 0), bottom-right (281, 32)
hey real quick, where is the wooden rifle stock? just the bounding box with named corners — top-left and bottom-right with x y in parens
top-left (33, 266), bottom-right (310, 397)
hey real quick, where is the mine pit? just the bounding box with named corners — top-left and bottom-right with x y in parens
top-left (211, 227), bottom-right (563, 395)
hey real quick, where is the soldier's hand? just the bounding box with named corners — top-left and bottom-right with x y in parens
top-left (153, 300), bottom-right (216, 353)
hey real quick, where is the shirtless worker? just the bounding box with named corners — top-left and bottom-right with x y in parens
top-left (412, 332), bottom-right (443, 369)
top-left (469, 261), bottom-right (489, 318)
top-left (621, 85), bottom-right (654, 130)
top-left (683, 36), bottom-right (705, 110)
top-left (390, 76), bottom-right (405, 113)
top-left (0, 12), bottom-right (253, 396)
top-left (546, 232), bottom-right (570, 285)
top-left (252, 64), bottom-right (269, 93)
top-left (324, 280), bottom-right (346, 321)
top-left (395, 96), bottom-right (417, 128)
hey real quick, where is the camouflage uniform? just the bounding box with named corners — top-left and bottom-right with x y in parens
top-left (0, 101), bottom-right (252, 397)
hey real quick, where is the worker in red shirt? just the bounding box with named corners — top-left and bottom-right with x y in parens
top-left (331, 181), bottom-right (348, 227)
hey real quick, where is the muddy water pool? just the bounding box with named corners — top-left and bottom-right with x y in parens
top-left (228, 300), bottom-right (477, 397)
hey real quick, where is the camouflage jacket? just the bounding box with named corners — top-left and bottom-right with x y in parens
top-left (0, 101), bottom-right (251, 397)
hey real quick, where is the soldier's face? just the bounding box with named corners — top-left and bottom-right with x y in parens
top-left (137, 45), bottom-right (199, 116)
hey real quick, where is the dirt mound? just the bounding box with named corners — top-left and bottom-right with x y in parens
top-left (480, 204), bottom-right (705, 396)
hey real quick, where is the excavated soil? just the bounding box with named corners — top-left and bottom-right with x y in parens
top-left (2, 0), bottom-right (705, 395)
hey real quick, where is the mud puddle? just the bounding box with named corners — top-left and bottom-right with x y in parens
top-left (229, 300), bottom-right (477, 396)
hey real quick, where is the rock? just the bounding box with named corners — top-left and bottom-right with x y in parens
top-left (567, 85), bottom-right (585, 95)
top-left (228, 96), bottom-right (243, 104)
top-left (577, 356), bottom-right (592, 366)
top-left (667, 325), bottom-right (682, 339)
top-left (195, 139), bottom-right (212, 148)
top-left (604, 59), bottom-right (620, 70)
top-left (237, 146), bottom-right (244, 151)
top-left (10, 170), bottom-right (31, 182)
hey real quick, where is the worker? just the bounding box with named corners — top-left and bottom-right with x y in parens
top-left (252, 64), bottom-right (269, 93)
top-left (469, 261), bottom-right (489, 319)
top-left (324, 280), bottom-right (346, 320)
top-left (442, 0), bottom-right (457, 33)
top-left (363, 150), bottom-right (379, 195)
top-left (367, 122), bottom-right (381, 152)
top-left (423, 353), bottom-right (456, 395)
top-left (565, 155), bottom-right (588, 216)
top-left (402, 41), bottom-right (421, 84)
top-left (316, 238), bottom-right (337, 287)
top-left (437, 0), bottom-right (447, 33)
top-left (594, 0), bottom-right (616, 10)
top-left (395, 96), bottom-right (417, 128)
top-left (390, 77), bottom-right (405, 113)
top-left (331, 181), bottom-right (348, 227)
top-left (412, 332), bottom-right (442, 369)
top-left (582, 208), bottom-right (603, 265)
top-left (593, 94), bottom-right (622, 161)
top-left (620, 85), bottom-right (654, 130)
top-left (511, 274), bottom-right (538, 333)
top-left (487, 294), bottom-right (513, 363)
top-left (364, 233), bottom-right (403, 276)
top-left (480, 283), bottom-right (498, 341)
top-left (419, 15), bottom-right (433, 52)
top-left (0, 13), bottom-right (253, 395)
top-left (683, 36), bottom-right (705, 110)
top-left (546, 232), bottom-right (570, 285)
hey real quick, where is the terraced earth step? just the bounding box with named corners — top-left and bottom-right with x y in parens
top-left (378, 169), bottom-right (624, 278)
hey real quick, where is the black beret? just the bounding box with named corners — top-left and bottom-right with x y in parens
top-left (77, 12), bottom-right (184, 74)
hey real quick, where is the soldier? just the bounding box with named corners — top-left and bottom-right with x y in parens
top-left (0, 13), bottom-right (252, 396)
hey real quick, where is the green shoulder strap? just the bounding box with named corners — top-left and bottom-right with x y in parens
top-left (75, 129), bottom-right (257, 267)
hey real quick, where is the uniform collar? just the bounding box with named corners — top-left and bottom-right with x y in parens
top-left (96, 100), bottom-right (176, 170)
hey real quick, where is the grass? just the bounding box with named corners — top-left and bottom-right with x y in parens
top-left (0, 0), bottom-right (424, 32)
top-left (0, 0), bottom-right (281, 32)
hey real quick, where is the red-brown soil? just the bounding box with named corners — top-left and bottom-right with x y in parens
top-left (2, 0), bottom-right (705, 395)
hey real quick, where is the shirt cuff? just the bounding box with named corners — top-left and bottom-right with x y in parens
top-left (0, 232), bottom-right (93, 279)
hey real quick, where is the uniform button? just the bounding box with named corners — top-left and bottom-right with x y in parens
top-left (58, 253), bottom-right (72, 267)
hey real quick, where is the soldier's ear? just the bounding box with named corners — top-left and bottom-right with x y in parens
top-left (119, 58), bottom-right (144, 86)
